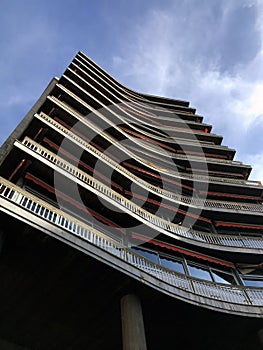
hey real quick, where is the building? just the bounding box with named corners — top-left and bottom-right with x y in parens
top-left (0, 51), bottom-right (262, 349)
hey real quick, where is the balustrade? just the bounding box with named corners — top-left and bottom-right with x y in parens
top-left (1, 177), bottom-right (262, 311)
top-left (15, 137), bottom-right (263, 250)
top-left (38, 111), bottom-right (262, 189)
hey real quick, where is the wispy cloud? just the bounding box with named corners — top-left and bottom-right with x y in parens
top-left (1, 0), bottom-right (262, 182)
top-left (112, 0), bottom-right (263, 181)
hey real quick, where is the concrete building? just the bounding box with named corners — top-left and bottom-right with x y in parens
top-left (0, 51), bottom-right (262, 349)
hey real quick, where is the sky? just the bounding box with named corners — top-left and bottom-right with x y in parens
top-left (0, 0), bottom-right (263, 181)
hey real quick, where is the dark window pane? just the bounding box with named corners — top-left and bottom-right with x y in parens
top-left (212, 270), bottom-right (235, 285)
top-left (242, 269), bottom-right (263, 276)
top-left (188, 264), bottom-right (212, 281)
top-left (160, 257), bottom-right (185, 274)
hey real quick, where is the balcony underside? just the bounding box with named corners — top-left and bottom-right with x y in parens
top-left (0, 213), bottom-right (262, 350)
top-left (1, 192), bottom-right (263, 314)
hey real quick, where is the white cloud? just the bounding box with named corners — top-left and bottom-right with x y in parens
top-left (246, 154), bottom-right (263, 183)
top-left (112, 1), bottom-right (263, 181)
top-left (234, 81), bottom-right (263, 125)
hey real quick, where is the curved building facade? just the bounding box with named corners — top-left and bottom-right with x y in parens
top-left (0, 51), bottom-right (262, 349)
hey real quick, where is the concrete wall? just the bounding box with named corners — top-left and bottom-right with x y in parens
top-left (0, 78), bottom-right (58, 166)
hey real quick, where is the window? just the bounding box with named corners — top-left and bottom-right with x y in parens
top-left (132, 247), bottom-right (159, 264)
top-left (160, 256), bottom-right (185, 274)
top-left (187, 264), bottom-right (213, 282)
top-left (242, 277), bottom-right (263, 288)
top-left (131, 246), bottom-right (239, 286)
top-left (239, 267), bottom-right (263, 287)
top-left (211, 270), bottom-right (236, 285)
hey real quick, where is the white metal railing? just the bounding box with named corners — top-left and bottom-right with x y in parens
top-left (58, 77), bottom-right (237, 160)
top-left (66, 60), bottom-right (261, 189)
top-left (20, 135), bottom-right (263, 215)
top-left (37, 113), bottom-right (263, 204)
top-left (125, 135), bottom-right (241, 165)
top-left (0, 177), bottom-right (262, 311)
top-left (16, 137), bottom-right (263, 250)
top-left (72, 57), bottom-right (196, 117)
top-left (37, 112), bottom-right (213, 205)
top-left (117, 103), bottom-right (212, 132)
top-left (41, 103), bottom-right (262, 190)
top-left (68, 59), bottom-right (255, 186)
top-left (61, 73), bottom-right (233, 160)
top-left (74, 55), bottom-right (200, 120)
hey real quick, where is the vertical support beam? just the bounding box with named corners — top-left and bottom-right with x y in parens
top-left (121, 294), bottom-right (147, 350)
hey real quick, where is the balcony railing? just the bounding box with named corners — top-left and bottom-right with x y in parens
top-left (75, 54), bottom-right (198, 117)
top-left (37, 112), bottom-right (261, 191)
top-left (61, 70), bottom-right (223, 150)
top-left (126, 135), bottom-right (242, 165)
top-left (41, 103), bottom-right (262, 190)
top-left (15, 137), bottom-right (263, 251)
top-left (0, 177), bottom-right (262, 314)
top-left (58, 77), bottom-right (235, 157)
top-left (20, 135), bottom-right (263, 215)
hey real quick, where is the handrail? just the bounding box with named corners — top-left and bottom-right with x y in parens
top-left (119, 99), bottom-right (211, 127)
top-left (119, 114), bottom-right (217, 145)
top-left (44, 98), bottom-right (261, 189)
top-left (72, 58), bottom-right (229, 154)
top-left (64, 67), bottom-right (234, 154)
top-left (126, 135), bottom-right (242, 166)
top-left (35, 113), bottom-right (233, 205)
top-left (36, 113), bottom-right (262, 211)
top-left (52, 88), bottom-right (240, 177)
top-left (75, 53), bottom-right (196, 116)
top-left (17, 137), bottom-right (263, 213)
top-left (21, 133), bottom-right (263, 215)
top-left (0, 177), bottom-right (262, 313)
top-left (119, 114), bottom-right (221, 144)
top-left (58, 81), bottom-right (220, 156)
top-left (16, 137), bottom-right (263, 250)
top-left (70, 62), bottom-right (220, 140)
top-left (62, 67), bottom-right (234, 157)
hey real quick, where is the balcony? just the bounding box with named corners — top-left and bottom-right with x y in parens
top-left (0, 177), bottom-right (262, 317)
top-left (11, 138), bottom-right (263, 252)
top-left (36, 111), bottom-right (262, 190)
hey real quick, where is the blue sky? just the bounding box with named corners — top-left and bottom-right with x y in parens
top-left (0, 0), bottom-right (263, 181)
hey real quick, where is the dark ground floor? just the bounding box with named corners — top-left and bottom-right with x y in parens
top-left (0, 212), bottom-right (262, 350)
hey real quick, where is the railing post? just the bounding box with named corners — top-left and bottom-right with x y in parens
top-left (121, 294), bottom-right (147, 350)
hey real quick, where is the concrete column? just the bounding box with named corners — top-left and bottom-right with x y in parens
top-left (121, 294), bottom-right (147, 350)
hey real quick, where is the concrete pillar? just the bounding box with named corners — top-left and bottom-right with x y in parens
top-left (121, 294), bottom-right (147, 350)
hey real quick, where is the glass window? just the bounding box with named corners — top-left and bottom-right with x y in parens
top-left (188, 264), bottom-right (213, 281)
top-left (211, 270), bottom-right (235, 285)
top-left (243, 279), bottom-right (263, 288)
top-left (132, 247), bottom-right (159, 263)
top-left (160, 256), bottom-right (185, 274)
